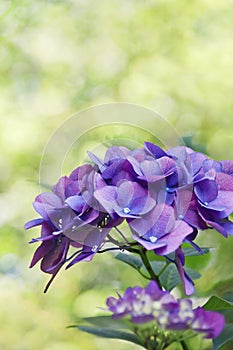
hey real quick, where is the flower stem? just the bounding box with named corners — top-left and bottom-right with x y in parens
top-left (114, 226), bottom-right (130, 243)
top-left (180, 340), bottom-right (189, 350)
top-left (138, 248), bottom-right (162, 289)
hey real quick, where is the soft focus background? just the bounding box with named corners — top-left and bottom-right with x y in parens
top-left (0, 1), bottom-right (233, 349)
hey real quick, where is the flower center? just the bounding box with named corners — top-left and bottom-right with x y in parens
top-left (123, 207), bottom-right (131, 214)
top-left (91, 245), bottom-right (99, 252)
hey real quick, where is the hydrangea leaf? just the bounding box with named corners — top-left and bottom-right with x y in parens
top-left (76, 325), bottom-right (142, 346)
top-left (140, 260), bottom-right (200, 291)
top-left (158, 263), bottom-right (200, 291)
top-left (182, 247), bottom-right (210, 257)
top-left (167, 247), bottom-right (210, 260)
top-left (80, 316), bottom-right (128, 329)
top-left (115, 252), bottom-right (143, 271)
top-left (203, 296), bottom-right (233, 311)
top-left (213, 323), bottom-right (233, 350)
top-left (139, 261), bottom-right (166, 280)
top-left (148, 261), bottom-right (167, 274)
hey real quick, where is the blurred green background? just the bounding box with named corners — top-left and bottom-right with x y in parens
top-left (0, 1), bottom-right (233, 349)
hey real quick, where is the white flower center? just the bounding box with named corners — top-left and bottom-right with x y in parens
top-left (123, 207), bottom-right (131, 214)
top-left (91, 245), bottom-right (99, 253)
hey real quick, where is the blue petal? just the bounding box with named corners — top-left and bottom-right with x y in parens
top-left (144, 142), bottom-right (168, 159)
top-left (24, 218), bottom-right (44, 230)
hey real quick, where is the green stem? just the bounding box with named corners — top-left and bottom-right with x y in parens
top-left (107, 233), bottom-right (120, 246)
top-left (180, 340), bottom-right (189, 350)
top-left (138, 248), bottom-right (162, 289)
top-left (114, 226), bottom-right (130, 243)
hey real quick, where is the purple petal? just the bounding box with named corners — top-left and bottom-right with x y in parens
top-left (184, 208), bottom-right (208, 230)
top-left (209, 220), bottom-right (233, 237)
top-left (221, 160), bottom-right (233, 175)
top-left (94, 186), bottom-right (117, 214)
top-left (168, 146), bottom-right (190, 162)
top-left (41, 237), bottom-right (69, 273)
top-left (112, 160), bottom-right (136, 182)
top-left (130, 196), bottom-right (156, 216)
top-left (66, 227), bottom-right (110, 268)
top-left (144, 142), bottom-right (168, 159)
top-left (52, 176), bottom-right (72, 201)
top-left (154, 220), bottom-right (193, 255)
top-left (139, 160), bottom-right (163, 182)
top-left (175, 248), bottom-right (195, 295)
top-left (69, 163), bottom-right (94, 181)
top-left (30, 240), bottom-right (55, 268)
top-left (190, 152), bottom-right (208, 175)
top-left (129, 204), bottom-right (169, 237)
top-left (24, 218), bottom-right (44, 230)
top-left (66, 251), bottom-right (95, 268)
top-left (199, 209), bottom-right (233, 237)
top-left (36, 192), bottom-right (63, 207)
top-left (202, 159), bottom-right (222, 172)
top-left (145, 280), bottom-right (162, 297)
top-left (104, 146), bottom-right (130, 163)
top-left (194, 180), bottom-right (218, 204)
top-left (192, 307), bottom-right (225, 338)
top-left (132, 234), bottom-right (167, 250)
top-left (33, 193), bottom-right (63, 220)
top-left (126, 156), bottom-right (144, 176)
top-left (216, 172), bottom-right (233, 191)
top-left (79, 208), bottom-right (100, 225)
top-left (176, 189), bottom-right (194, 218)
top-left (203, 190), bottom-right (233, 214)
top-left (41, 221), bottom-right (57, 237)
top-left (65, 181), bottom-right (80, 197)
top-left (65, 195), bottom-right (86, 213)
top-left (64, 223), bottom-right (94, 244)
top-left (83, 227), bottom-right (110, 248)
top-left (117, 181), bottom-right (140, 208)
top-left (102, 159), bottom-right (124, 179)
top-left (87, 151), bottom-right (106, 171)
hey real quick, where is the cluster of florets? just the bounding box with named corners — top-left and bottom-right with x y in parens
top-left (106, 281), bottom-right (225, 339)
top-left (25, 142), bottom-right (233, 292)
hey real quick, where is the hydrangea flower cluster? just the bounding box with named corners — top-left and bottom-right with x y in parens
top-left (106, 281), bottom-right (225, 339)
top-left (25, 142), bottom-right (233, 292)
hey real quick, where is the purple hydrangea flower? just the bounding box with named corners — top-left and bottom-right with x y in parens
top-left (24, 165), bottom-right (113, 290)
top-left (106, 281), bottom-right (225, 339)
top-left (174, 247), bottom-right (195, 295)
top-left (94, 180), bottom-right (156, 218)
top-left (128, 204), bottom-right (193, 255)
top-left (169, 147), bottom-right (233, 238)
top-left (25, 141), bottom-right (233, 294)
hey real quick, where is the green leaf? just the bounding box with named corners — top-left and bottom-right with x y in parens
top-left (146, 250), bottom-right (165, 262)
top-left (76, 325), bottom-right (142, 346)
top-left (182, 247), bottom-right (210, 257)
top-left (140, 261), bottom-right (166, 279)
top-left (160, 264), bottom-right (201, 291)
top-left (213, 323), bottom-right (233, 350)
top-left (185, 267), bottom-right (201, 280)
top-left (159, 264), bottom-right (180, 291)
top-left (140, 260), bottom-right (201, 291)
top-left (167, 247), bottom-right (210, 260)
top-left (149, 261), bottom-right (167, 274)
top-left (77, 315), bottom-right (128, 329)
top-left (203, 296), bottom-right (233, 311)
top-left (115, 253), bottom-right (143, 271)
